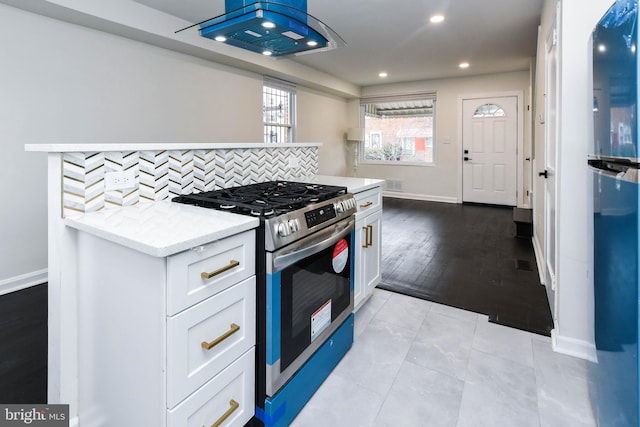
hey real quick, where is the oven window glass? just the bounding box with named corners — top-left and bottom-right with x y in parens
top-left (280, 235), bottom-right (351, 371)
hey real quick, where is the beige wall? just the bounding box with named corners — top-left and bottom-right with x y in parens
top-left (357, 71), bottom-right (531, 202)
top-left (297, 87), bottom-right (350, 177)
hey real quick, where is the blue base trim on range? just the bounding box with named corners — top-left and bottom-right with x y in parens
top-left (256, 313), bottom-right (355, 427)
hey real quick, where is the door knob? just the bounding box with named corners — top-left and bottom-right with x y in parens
top-left (539, 170), bottom-right (549, 178)
top-left (464, 157), bottom-right (472, 161)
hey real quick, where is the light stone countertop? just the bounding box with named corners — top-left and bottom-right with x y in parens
top-left (64, 201), bottom-right (259, 257)
top-left (299, 175), bottom-right (385, 194)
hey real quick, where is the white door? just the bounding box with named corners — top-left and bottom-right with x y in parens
top-left (462, 97), bottom-right (518, 206)
top-left (543, 20), bottom-right (559, 317)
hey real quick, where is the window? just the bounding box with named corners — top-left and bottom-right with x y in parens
top-left (360, 93), bottom-right (436, 164)
top-left (473, 103), bottom-right (505, 118)
top-left (263, 77), bottom-right (296, 143)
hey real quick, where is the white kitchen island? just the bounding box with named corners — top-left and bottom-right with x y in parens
top-left (27, 140), bottom-right (384, 426)
top-left (66, 201), bottom-right (259, 426)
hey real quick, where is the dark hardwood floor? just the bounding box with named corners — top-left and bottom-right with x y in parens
top-left (0, 283), bottom-right (47, 403)
top-left (378, 197), bottom-right (553, 336)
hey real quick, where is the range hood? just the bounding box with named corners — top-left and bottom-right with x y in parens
top-left (177, 0), bottom-right (346, 57)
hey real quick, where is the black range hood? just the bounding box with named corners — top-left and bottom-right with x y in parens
top-left (177, 0), bottom-right (346, 57)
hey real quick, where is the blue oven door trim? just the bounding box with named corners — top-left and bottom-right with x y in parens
top-left (266, 271), bottom-right (282, 365)
top-left (263, 219), bottom-right (354, 397)
top-left (256, 313), bottom-right (355, 427)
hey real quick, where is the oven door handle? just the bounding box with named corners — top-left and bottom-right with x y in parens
top-left (271, 217), bottom-right (355, 272)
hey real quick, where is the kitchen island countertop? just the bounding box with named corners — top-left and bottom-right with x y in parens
top-left (64, 201), bottom-right (259, 257)
top-left (299, 175), bottom-right (385, 193)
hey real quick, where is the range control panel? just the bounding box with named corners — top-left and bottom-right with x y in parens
top-left (264, 193), bottom-right (357, 251)
top-left (305, 205), bottom-right (337, 228)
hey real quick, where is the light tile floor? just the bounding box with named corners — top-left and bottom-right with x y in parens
top-left (291, 289), bottom-right (596, 427)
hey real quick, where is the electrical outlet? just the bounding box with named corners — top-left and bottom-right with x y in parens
top-left (105, 170), bottom-right (136, 191)
top-left (288, 156), bottom-right (300, 168)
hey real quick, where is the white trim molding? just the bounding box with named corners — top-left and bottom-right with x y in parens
top-left (383, 191), bottom-right (458, 204)
top-left (531, 234), bottom-right (546, 285)
top-left (0, 269), bottom-right (48, 296)
top-left (552, 329), bottom-right (598, 362)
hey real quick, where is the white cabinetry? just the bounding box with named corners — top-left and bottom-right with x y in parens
top-left (76, 229), bottom-right (256, 427)
top-left (353, 186), bottom-right (383, 311)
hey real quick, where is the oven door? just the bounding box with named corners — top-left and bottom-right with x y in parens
top-left (265, 216), bottom-right (355, 397)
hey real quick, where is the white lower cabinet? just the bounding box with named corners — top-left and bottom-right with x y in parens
top-left (353, 186), bottom-right (383, 310)
top-left (166, 276), bottom-right (255, 407)
top-left (167, 348), bottom-right (255, 427)
top-left (76, 229), bottom-right (256, 427)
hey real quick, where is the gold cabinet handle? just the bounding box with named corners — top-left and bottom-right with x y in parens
top-left (362, 226), bottom-right (369, 248)
top-left (201, 260), bottom-right (240, 280)
top-left (208, 399), bottom-right (239, 427)
top-left (201, 323), bottom-right (240, 350)
top-left (367, 224), bottom-right (373, 247)
top-left (360, 201), bottom-right (373, 209)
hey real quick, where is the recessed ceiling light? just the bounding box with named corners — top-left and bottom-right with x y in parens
top-left (598, 44), bottom-right (606, 52)
top-left (214, 35), bottom-right (227, 42)
top-left (262, 21), bottom-right (276, 29)
top-left (430, 14), bottom-right (445, 23)
top-left (263, 50), bottom-right (273, 56)
top-left (379, 72), bottom-right (388, 78)
top-left (459, 62), bottom-right (470, 69)
top-left (307, 40), bottom-right (318, 47)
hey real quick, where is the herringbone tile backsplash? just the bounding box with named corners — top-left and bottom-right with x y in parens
top-left (62, 146), bottom-right (319, 216)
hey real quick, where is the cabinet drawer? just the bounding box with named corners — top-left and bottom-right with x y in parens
top-left (355, 187), bottom-right (382, 215)
top-left (167, 230), bottom-right (255, 315)
top-left (167, 277), bottom-right (256, 407)
top-left (167, 348), bottom-right (255, 427)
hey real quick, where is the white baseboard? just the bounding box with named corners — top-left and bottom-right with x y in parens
top-left (552, 329), bottom-right (597, 362)
top-left (382, 191), bottom-right (458, 204)
top-left (0, 269), bottom-right (48, 296)
top-left (531, 235), bottom-right (545, 284)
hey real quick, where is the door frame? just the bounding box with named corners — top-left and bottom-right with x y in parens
top-left (457, 91), bottom-right (526, 207)
top-left (541, 5), bottom-right (560, 320)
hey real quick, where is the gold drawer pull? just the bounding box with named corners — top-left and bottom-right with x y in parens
top-left (362, 226), bottom-right (369, 248)
top-left (201, 260), bottom-right (240, 280)
top-left (367, 224), bottom-right (373, 247)
top-left (209, 399), bottom-right (239, 427)
top-left (360, 201), bottom-right (373, 209)
top-left (201, 323), bottom-right (240, 350)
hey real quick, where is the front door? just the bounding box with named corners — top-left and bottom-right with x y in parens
top-left (462, 96), bottom-right (518, 206)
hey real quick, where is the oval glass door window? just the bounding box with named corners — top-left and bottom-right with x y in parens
top-left (473, 103), bottom-right (506, 118)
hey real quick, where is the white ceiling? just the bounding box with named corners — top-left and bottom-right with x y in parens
top-left (133, 0), bottom-right (544, 87)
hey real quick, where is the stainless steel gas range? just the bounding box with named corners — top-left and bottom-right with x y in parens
top-left (173, 180), bottom-right (357, 427)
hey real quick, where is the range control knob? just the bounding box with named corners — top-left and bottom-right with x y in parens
top-left (335, 201), bottom-right (345, 213)
top-left (288, 219), bottom-right (300, 233)
top-left (276, 221), bottom-right (290, 237)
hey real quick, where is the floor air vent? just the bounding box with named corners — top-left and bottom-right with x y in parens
top-left (386, 179), bottom-right (403, 192)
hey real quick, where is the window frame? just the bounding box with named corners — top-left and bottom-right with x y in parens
top-left (359, 93), bottom-right (437, 167)
top-left (263, 77), bottom-right (296, 143)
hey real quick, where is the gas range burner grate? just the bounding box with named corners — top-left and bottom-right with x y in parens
top-left (172, 181), bottom-right (348, 218)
